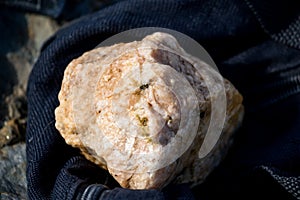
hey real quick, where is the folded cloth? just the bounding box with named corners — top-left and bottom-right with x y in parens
top-left (26, 0), bottom-right (300, 199)
top-left (0, 0), bottom-right (65, 18)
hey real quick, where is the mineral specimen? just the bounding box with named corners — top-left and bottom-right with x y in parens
top-left (55, 32), bottom-right (244, 189)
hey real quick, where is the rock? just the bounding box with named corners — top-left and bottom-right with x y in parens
top-left (0, 88), bottom-right (27, 148)
top-left (0, 143), bottom-right (26, 199)
top-left (55, 32), bottom-right (244, 189)
top-left (0, 10), bottom-right (59, 199)
top-left (0, 3), bottom-right (115, 199)
top-left (0, 12), bottom-right (59, 147)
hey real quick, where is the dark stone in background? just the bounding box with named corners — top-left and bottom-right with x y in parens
top-left (0, 143), bottom-right (26, 200)
top-left (0, 10), bottom-right (59, 147)
top-left (0, 1), bottom-right (108, 198)
top-left (0, 9), bottom-right (59, 199)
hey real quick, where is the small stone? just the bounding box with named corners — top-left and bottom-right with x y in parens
top-left (0, 143), bottom-right (27, 199)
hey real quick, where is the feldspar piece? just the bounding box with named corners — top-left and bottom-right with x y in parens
top-left (55, 32), bottom-right (244, 189)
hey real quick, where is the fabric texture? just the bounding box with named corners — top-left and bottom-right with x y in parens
top-left (0, 0), bottom-right (65, 18)
top-left (26, 0), bottom-right (300, 199)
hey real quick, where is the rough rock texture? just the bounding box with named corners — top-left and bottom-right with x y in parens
top-left (0, 12), bottom-right (59, 148)
top-left (55, 32), bottom-right (244, 189)
top-left (0, 2), bottom-right (113, 199)
top-left (0, 10), bottom-right (59, 199)
top-left (0, 143), bottom-right (26, 200)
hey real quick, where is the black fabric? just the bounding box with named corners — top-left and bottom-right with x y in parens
top-left (26, 0), bottom-right (300, 199)
top-left (244, 0), bottom-right (300, 34)
top-left (260, 166), bottom-right (300, 199)
top-left (0, 0), bottom-right (65, 18)
top-left (0, 0), bottom-right (115, 19)
top-left (244, 0), bottom-right (300, 50)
